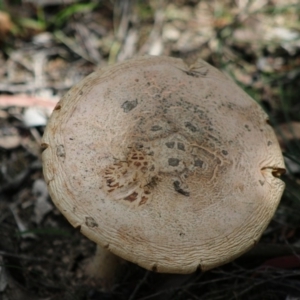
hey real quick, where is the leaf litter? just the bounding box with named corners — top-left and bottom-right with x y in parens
top-left (0, 0), bottom-right (300, 299)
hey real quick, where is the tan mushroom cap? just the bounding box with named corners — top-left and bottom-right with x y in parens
top-left (42, 56), bottom-right (285, 274)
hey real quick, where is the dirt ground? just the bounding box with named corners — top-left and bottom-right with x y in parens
top-left (0, 0), bottom-right (300, 299)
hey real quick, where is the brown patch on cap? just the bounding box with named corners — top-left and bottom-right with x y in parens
top-left (124, 192), bottom-right (139, 202)
top-left (85, 217), bottom-right (98, 228)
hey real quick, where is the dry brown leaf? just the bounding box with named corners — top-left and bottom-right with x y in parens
top-left (0, 11), bottom-right (13, 41)
top-left (32, 179), bottom-right (52, 224)
top-left (0, 135), bottom-right (21, 150)
top-left (0, 127), bottom-right (21, 149)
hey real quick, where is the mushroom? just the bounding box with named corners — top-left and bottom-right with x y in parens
top-left (41, 56), bottom-right (285, 287)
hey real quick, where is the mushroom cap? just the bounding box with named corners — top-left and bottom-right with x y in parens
top-left (42, 56), bottom-right (285, 273)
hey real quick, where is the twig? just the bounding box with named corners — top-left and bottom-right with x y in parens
top-left (0, 251), bottom-right (46, 262)
top-left (74, 23), bottom-right (102, 64)
top-left (128, 270), bottom-right (150, 300)
top-left (139, 0), bottom-right (165, 55)
top-left (0, 82), bottom-right (72, 93)
top-left (109, 0), bottom-right (134, 63)
top-left (54, 30), bottom-right (96, 64)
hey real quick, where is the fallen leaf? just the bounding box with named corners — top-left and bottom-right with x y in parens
top-left (0, 11), bottom-right (13, 41)
top-left (32, 179), bottom-right (53, 224)
top-left (0, 127), bottom-right (21, 149)
top-left (0, 94), bottom-right (58, 110)
top-left (9, 204), bottom-right (36, 239)
top-left (23, 107), bottom-right (48, 127)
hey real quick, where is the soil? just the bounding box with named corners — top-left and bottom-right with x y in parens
top-left (1, 1), bottom-right (300, 299)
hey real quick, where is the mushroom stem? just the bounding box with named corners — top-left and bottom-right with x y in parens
top-left (85, 244), bottom-right (121, 290)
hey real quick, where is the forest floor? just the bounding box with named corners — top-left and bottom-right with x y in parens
top-left (0, 0), bottom-right (300, 299)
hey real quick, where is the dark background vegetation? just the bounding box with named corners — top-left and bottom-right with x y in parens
top-left (0, 0), bottom-right (300, 299)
